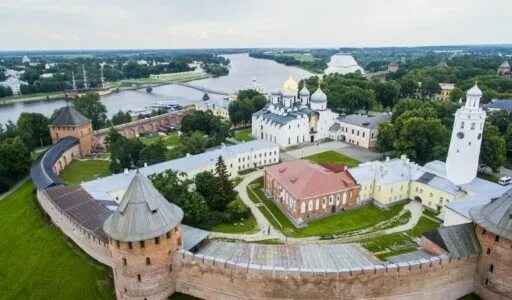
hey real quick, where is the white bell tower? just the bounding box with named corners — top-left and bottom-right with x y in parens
top-left (446, 83), bottom-right (486, 185)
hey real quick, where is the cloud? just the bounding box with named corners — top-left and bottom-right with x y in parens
top-left (0, 0), bottom-right (511, 50)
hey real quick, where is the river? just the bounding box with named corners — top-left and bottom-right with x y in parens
top-left (0, 53), bottom-right (361, 123)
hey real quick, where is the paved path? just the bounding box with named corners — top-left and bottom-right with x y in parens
top-left (383, 201), bottom-right (423, 234)
top-left (0, 177), bottom-right (29, 202)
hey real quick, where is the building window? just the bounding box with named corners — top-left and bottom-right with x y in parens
top-left (489, 264), bottom-right (494, 272)
top-left (128, 242), bottom-right (133, 249)
top-left (482, 228), bottom-right (486, 235)
top-left (166, 232), bottom-right (170, 239)
top-left (486, 248), bottom-right (491, 255)
top-left (137, 274), bottom-right (141, 282)
top-left (460, 122), bottom-right (465, 129)
top-left (146, 257), bottom-right (151, 265)
top-left (495, 235), bottom-right (500, 242)
top-left (471, 123), bottom-right (475, 130)
top-left (155, 237), bottom-right (160, 245)
top-left (116, 240), bottom-right (120, 249)
top-left (122, 258), bottom-right (127, 266)
top-left (140, 241), bottom-right (145, 248)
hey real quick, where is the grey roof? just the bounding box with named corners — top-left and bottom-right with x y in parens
top-left (470, 188), bottom-right (512, 241)
top-left (423, 223), bottom-right (480, 257)
top-left (500, 60), bottom-right (510, 68)
top-left (416, 172), bottom-right (459, 195)
top-left (30, 136), bottom-right (79, 190)
top-left (310, 87), bottom-right (327, 102)
top-left (484, 99), bottom-right (512, 110)
top-left (51, 106), bottom-right (90, 126)
top-left (387, 250), bottom-right (435, 263)
top-left (103, 171), bottom-right (184, 241)
top-left (82, 140), bottom-right (278, 202)
top-left (437, 60), bottom-right (449, 68)
top-left (182, 225), bottom-right (209, 251)
top-left (329, 123), bottom-right (341, 133)
top-left (337, 113), bottom-right (391, 129)
top-left (299, 85), bottom-right (310, 96)
top-left (197, 241), bottom-right (381, 269)
top-left (350, 158), bottom-right (424, 185)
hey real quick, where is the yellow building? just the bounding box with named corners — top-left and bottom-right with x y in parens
top-left (435, 83), bottom-right (455, 101)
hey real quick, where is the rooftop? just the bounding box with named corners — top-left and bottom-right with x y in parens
top-left (470, 188), bottom-right (512, 241)
top-left (51, 106), bottom-right (90, 126)
top-left (484, 99), bottom-right (512, 110)
top-left (423, 223), bottom-right (480, 258)
top-left (336, 113), bottom-right (391, 130)
top-left (350, 157), bottom-right (424, 185)
top-left (103, 171), bottom-right (184, 242)
top-left (197, 241), bottom-right (380, 269)
top-left (265, 160), bottom-right (358, 200)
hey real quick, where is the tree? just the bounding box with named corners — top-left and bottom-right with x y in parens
top-left (392, 98), bottom-right (424, 122)
top-left (487, 110), bottom-right (512, 134)
top-left (111, 110), bottom-right (132, 125)
top-left (505, 124), bottom-right (512, 153)
top-left (179, 192), bottom-right (209, 225)
top-left (394, 117), bottom-right (449, 165)
top-left (104, 127), bottom-right (124, 150)
top-left (195, 171), bottom-right (216, 202)
top-left (398, 78), bottom-right (418, 98)
top-left (237, 89), bottom-right (261, 101)
top-left (109, 137), bottom-right (144, 173)
top-left (181, 111), bottom-right (231, 147)
top-left (138, 140), bottom-right (167, 166)
top-left (180, 131), bottom-right (208, 155)
top-left (479, 123), bottom-right (507, 173)
top-left (212, 156), bottom-right (236, 211)
top-left (418, 78), bottom-right (440, 101)
top-left (16, 112), bottom-right (51, 149)
top-left (375, 81), bottom-right (400, 108)
top-left (449, 87), bottom-right (465, 103)
top-left (0, 137), bottom-right (31, 191)
top-left (73, 93), bottom-right (108, 129)
top-left (376, 121), bottom-right (395, 155)
top-left (228, 94), bottom-right (267, 126)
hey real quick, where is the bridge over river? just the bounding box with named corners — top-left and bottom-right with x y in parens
top-left (170, 82), bottom-right (231, 96)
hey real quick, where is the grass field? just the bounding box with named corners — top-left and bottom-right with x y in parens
top-left (0, 182), bottom-right (114, 299)
top-left (59, 160), bottom-right (112, 185)
top-left (305, 151), bottom-right (360, 168)
top-left (233, 129), bottom-right (254, 142)
top-left (246, 177), bottom-right (404, 238)
top-left (141, 132), bottom-right (180, 147)
top-left (211, 197), bottom-right (258, 234)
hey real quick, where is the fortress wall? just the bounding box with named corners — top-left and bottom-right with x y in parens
top-left (52, 144), bottom-right (80, 175)
top-left (37, 189), bottom-right (112, 266)
top-left (172, 250), bottom-right (477, 300)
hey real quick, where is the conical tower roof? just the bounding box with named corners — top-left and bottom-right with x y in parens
top-left (51, 105), bottom-right (90, 126)
top-left (500, 60), bottom-right (510, 68)
top-left (103, 171), bottom-right (183, 241)
top-left (470, 189), bottom-right (512, 241)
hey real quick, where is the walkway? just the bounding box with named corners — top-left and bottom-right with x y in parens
top-left (0, 177), bottom-right (29, 202)
top-left (172, 82), bottom-right (230, 96)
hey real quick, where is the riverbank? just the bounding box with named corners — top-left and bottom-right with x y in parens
top-left (0, 73), bottom-right (214, 107)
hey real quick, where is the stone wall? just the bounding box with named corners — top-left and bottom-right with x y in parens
top-left (37, 189), bottom-right (112, 266)
top-left (172, 250), bottom-right (478, 300)
top-left (50, 122), bottom-right (93, 156)
top-left (474, 225), bottom-right (512, 299)
top-left (52, 144), bottom-right (81, 175)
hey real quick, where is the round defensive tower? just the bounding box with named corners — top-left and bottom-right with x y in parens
top-left (103, 171), bottom-right (184, 299)
top-left (470, 189), bottom-right (512, 299)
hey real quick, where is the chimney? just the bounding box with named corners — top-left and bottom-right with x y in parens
top-left (124, 168), bottom-right (129, 175)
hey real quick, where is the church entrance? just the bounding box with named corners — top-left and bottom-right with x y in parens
top-left (310, 135), bottom-right (315, 143)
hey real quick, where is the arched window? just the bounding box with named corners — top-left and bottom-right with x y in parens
top-left (301, 202), bottom-right (306, 213)
top-left (329, 196), bottom-right (334, 205)
top-left (308, 200), bottom-right (313, 211)
top-left (146, 257), bottom-right (151, 265)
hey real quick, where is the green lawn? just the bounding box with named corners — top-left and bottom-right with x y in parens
top-left (247, 177), bottom-right (404, 238)
top-left (233, 129), bottom-right (254, 142)
top-left (141, 132), bottom-right (180, 147)
top-left (408, 216), bottom-right (440, 237)
top-left (0, 182), bottom-right (114, 299)
top-left (59, 160), bottom-right (112, 185)
top-left (211, 197), bottom-right (258, 234)
top-left (305, 151), bottom-right (360, 167)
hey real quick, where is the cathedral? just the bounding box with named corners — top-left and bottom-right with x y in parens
top-left (251, 77), bottom-right (338, 147)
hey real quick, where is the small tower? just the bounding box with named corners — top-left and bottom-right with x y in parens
top-left (49, 105), bottom-right (93, 156)
top-left (103, 171), bottom-right (184, 299)
top-left (497, 60), bottom-right (510, 77)
top-left (299, 83), bottom-right (310, 106)
top-left (470, 189), bottom-right (512, 299)
top-left (310, 85), bottom-right (327, 111)
top-left (281, 76), bottom-right (298, 107)
top-left (445, 84), bottom-right (486, 185)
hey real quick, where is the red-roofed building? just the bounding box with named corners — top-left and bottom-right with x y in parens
top-left (264, 159), bottom-right (360, 224)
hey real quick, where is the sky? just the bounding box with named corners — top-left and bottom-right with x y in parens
top-left (1, 0), bottom-right (511, 50)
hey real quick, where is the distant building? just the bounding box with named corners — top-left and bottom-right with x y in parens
top-left (22, 55), bottom-right (30, 63)
top-left (435, 83), bottom-right (455, 101)
top-left (437, 60), bottom-right (449, 68)
top-left (244, 78), bottom-right (266, 94)
top-left (483, 99), bottom-right (512, 111)
top-left (40, 73), bottom-right (54, 79)
top-left (45, 63), bottom-right (56, 70)
top-left (264, 159), bottom-right (359, 224)
top-left (196, 99), bottom-right (230, 119)
top-left (0, 77), bottom-right (28, 95)
top-left (497, 60), bottom-right (510, 77)
top-left (387, 62), bottom-right (399, 73)
top-left (136, 59), bottom-right (149, 65)
top-left (328, 113), bottom-right (392, 149)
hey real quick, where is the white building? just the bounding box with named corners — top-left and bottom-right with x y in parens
top-left (348, 84), bottom-right (507, 226)
top-left (0, 77), bottom-right (28, 95)
top-left (80, 140), bottom-right (280, 204)
top-left (22, 55), bottom-right (30, 63)
top-left (40, 73), bottom-right (54, 79)
top-left (252, 77), bottom-right (337, 148)
top-left (244, 78), bottom-right (267, 95)
top-left (329, 114), bottom-right (392, 149)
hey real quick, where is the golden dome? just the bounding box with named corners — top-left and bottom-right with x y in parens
top-left (282, 76), bottom-right (298, 92)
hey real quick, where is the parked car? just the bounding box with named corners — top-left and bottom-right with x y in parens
top-left (498, 176), bottom-right (511, 186)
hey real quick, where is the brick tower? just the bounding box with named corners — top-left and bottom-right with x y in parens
top-left (470, 189), bottom-right (512, 299)
top-left (48, 105), bottom-right (93, 155)
top-left (103, 171), bottom-right (184, 299)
